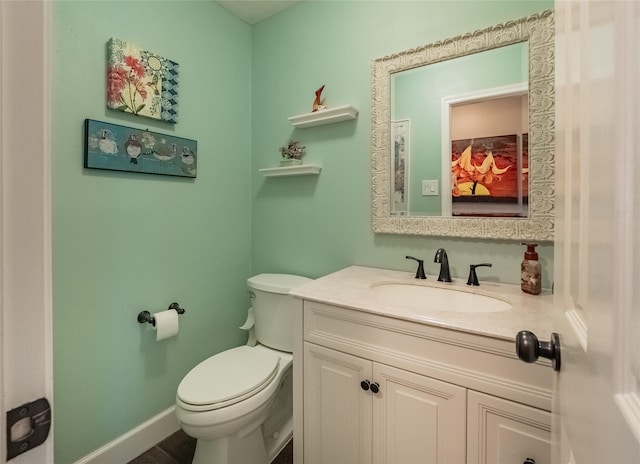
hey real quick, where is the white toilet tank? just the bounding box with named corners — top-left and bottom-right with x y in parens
top-left (247, 274), bottom-right (311, 352)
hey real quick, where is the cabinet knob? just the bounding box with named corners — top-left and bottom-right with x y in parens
top-left (523, 458), bottom-right (536, 464)
top-left (515, 330), bottom-right (561, 371)
top-left (360, 380), bottom-right (380, 393)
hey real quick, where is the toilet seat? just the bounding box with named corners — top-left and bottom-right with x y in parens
top-left (177, 346), bottom-right (279, 412)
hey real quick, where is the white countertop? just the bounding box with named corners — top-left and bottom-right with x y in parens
top-left (290, 265), bottom-right (554, 342)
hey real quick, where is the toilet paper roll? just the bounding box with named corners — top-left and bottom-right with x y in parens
top-left (153, 309), bottom-right (179, 341)
top-left (239, 307), bottom-right (255, 330)
top-left (239, 308), bottom-right (256, 347)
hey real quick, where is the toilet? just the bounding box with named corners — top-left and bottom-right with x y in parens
top-left (175, 273), bottom-right (311, 464)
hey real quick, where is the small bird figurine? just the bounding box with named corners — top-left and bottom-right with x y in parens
top-left (124, 134), bottom-right (143, 164)
top-left (312, 85), bottom-right (327, 112)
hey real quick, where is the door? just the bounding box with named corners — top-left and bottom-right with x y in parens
top-left (303, 343), bottom-right (373, 464)
top-left (0, 1), bottom-right (54, 462)
top-left (553, 1), bottom-right (640, 462)
top-left (372, 363), bottom-right (466, 464)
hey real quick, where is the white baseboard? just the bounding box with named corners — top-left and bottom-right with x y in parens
top-left (73, 406), bottom-right (180, 464)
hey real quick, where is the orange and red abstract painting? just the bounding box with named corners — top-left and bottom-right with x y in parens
top-left (451, 134), bottom-right (528, 203)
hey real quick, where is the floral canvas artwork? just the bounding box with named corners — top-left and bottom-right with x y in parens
top-left (84, 119), bottom-right (196, 178)
top-left (107, 38), bottom-right (179, 123)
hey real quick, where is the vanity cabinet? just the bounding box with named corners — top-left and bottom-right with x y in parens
top-left (298, 300), bottom-right (552, 464)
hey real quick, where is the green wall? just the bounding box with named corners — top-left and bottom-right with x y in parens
top-left (251, 0), bottom-right (553, 284)
top-left (52, 2), bottom-right (251, 462)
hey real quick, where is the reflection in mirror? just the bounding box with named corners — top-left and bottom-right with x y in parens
top-left (372, 11), bottom-right (554, 240)
top-left (391, 43), bottom-right (529, 218)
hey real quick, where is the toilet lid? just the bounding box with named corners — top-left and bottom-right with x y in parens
top-left (177, 346), bottom-right (279, 407)
top-left (247, 274), bottom-right (312, 294)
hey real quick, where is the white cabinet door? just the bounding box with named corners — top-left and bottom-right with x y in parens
top-left (373, 363), bottom-right (467, 464)
top-left (467, 390), bottom-right (550, 464)
top-left (303, 342), bottom-right (373, 464)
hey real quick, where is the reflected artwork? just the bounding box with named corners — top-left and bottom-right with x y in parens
top-left (392, 120), bottom-right (410, 213)
top-left (451, 134), bottom-right (528, 216)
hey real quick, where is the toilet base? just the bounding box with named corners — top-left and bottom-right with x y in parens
top-left (266, 418), bottom-right (292, 464)
top-left (193, 426), bottom-right (265, 464)
top-left (191, 415), bottom-right (292, 464)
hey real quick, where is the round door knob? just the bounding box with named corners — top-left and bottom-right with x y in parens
top-left (360, 380), bottom-right (370, 391)
top-left (370, 382), bottom-right (380, 394)
top-left (515, 330), bottom-right (561, 371)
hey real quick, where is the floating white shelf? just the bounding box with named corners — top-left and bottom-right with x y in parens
top-left (288, 105), bottom-right (358, 128)
top-left (259, 164), bottom-right (322, 177)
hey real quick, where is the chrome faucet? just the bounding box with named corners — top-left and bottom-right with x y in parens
top-left (434, 248), bottom-right (452, 282)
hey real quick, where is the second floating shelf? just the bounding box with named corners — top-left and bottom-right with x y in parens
top-left (259, 164), bottom-right (322, 177)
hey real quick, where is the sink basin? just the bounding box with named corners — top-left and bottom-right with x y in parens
top-left (369, 282), bottom-right (512, 313)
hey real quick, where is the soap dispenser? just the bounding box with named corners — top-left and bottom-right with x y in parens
top-left (521, 243), bottom-right (541, 295)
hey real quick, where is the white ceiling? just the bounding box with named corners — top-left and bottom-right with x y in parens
top-left (214, 1), bottom-right (302, 25)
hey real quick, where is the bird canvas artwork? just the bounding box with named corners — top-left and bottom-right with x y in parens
top-left (84, 119), bottom-right (197, 178)
top-left (107, 38), bottom-right (180, 123)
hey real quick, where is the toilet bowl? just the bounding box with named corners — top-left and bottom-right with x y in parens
top-left (175, 273), bottom-right (310, 464)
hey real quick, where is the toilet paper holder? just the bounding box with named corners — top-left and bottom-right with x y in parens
top-left (137, 302), bottom-right (185, 327)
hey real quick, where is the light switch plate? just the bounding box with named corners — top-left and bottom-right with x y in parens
top-left (421, 179), bottom-right (439, 196)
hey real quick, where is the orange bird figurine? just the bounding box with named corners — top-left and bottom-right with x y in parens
top-left (312, 85), bottom-right (326, 112)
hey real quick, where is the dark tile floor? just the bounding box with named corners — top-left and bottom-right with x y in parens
top-left (128, 429), bottom-right (293, 464)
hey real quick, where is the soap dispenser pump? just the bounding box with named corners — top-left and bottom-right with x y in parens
top-left (521, 243), bottom-right (541, 295)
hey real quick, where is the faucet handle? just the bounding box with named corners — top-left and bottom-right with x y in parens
top-left (467, 263), bottom-right (492, 286)
top-left (406, 255), bottom-right (426, 279)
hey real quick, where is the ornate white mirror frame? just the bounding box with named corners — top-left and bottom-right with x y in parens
top-left (371, 11), bottom-right (554, 240)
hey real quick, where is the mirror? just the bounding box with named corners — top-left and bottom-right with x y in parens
top-left (372, 11), bottom-right (554, 240)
